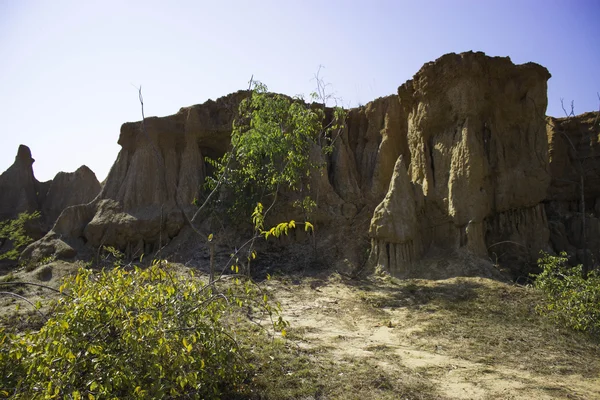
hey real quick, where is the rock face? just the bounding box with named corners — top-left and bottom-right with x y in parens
top-left (20, 52), bottom-right (599, 278)
top-left (545, 112), bottom-right (600, 265)
top-left (368, 156), bottom-right (422, 276)
top-left (43, 166), bottom-right (102, 224)
top-left (362, 52), bottom-right (552, 277)
top-left (0, 145), bottom-right (40, 221)
top-left (0, 145), bottom-right (101, 233)
top-left (23, 92), bottom-right (247, 262)
top-left (83, 92), bottom-right (246, 254)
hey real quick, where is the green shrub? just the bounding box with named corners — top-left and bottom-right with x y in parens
top-left (0, 211), bottom-right (40, 261)
top-left (0, 261), bottom-right (285, 399)
top-left (533, 251), bottom-right (600, 336)
top-left (206, 81), bottom-right (345, 219)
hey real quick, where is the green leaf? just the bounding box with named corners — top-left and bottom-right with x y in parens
top-left (305, 222), bottom-right (314, 232)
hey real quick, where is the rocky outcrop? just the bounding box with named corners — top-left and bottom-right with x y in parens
top-left (368, 156), bottom-right (422, 277)
top-left (20, 52), bottom-right (598, 279)
top-left (0, 145), bottom-right (101, 266)
top-left (83, 92), bottom-right (247, 252)
top-left (0, 145), bottom-right (101, 232)
top-left (546, 112), bottom-right (600, 202)
top-left (335, 95), bottom-right (410, 205)
top-left (367, 52), bottom-right (552, 277)
top-left (545, 112), bottom-right (600, 264)
top-left (0, 145), bottom-right (40, 221)
top-left (23, 92), bottom-right (247, 262)
top-left (43, 166), bottom-right (102, 224)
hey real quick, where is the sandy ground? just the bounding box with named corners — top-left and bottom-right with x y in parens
top-left (266, 274), bottom-right (600, 400)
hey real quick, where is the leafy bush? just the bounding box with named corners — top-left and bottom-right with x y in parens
top-left (206, 81), bottom-right (345, 219)
top-left (0, 261), bottom-right (285, 399)
top-left (533, 251), bottom-right (600, 336)
top-left (0, 211), bottom-right (40, 260)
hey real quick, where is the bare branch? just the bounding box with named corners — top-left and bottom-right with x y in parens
top-left (487, 241), bottom-right (527, 250)
top-left (560, 98), bottom-right (575, 118)
top-left (0, 281), bottom-right (72, 298)
top-left (0, 291), bottom-right (48, 322)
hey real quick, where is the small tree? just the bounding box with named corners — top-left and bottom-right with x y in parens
top-left (533, 251), bottom-right (600, 335)
top-left (206, 81), bottom-right (344, 217)
top-left (205, 79), bottom-right (345, 273)
top-left (0, 261), bottom-right (287, 399)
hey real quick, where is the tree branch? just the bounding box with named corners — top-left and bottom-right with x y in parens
top-left (0, 291), bottom-right (48, 322)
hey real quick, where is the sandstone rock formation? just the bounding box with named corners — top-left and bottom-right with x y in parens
top-left (0, 145), bottom-right (101, 236)
top-left (43, 166), bottom-right (101, 224)
top-left (0, 145), bottom-right (41, 221)
top-left (20, 51), bottom-right (600, 279)
top-left (545, 112), bottom-right (600, 265)
top-left (22, 92), bottom-right (247, 262)
top-left (368, 156), bottom-right (422, 277)
top-left (367, 52), bottom-right (552, 277)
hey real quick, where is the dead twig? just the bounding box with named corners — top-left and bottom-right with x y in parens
top-left (0, 291), bottom-right (48, 322)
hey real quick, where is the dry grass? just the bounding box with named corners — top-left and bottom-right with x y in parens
top-left (1, 261), bottom-right (600, 399)
top-left (241, 334), bottom-right (439, 400)
top-left (266, 272), bottom-right (600, 399)
top-left (366, 277), bottom-right (600, 377)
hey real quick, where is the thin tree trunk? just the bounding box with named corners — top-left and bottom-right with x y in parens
top-left (581, 173), bottom-right (589, 278)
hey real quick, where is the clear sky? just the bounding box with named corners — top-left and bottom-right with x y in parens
top-left (1, 0), bottom-right (599, 182)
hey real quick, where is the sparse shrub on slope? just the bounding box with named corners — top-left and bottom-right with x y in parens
top-left (533, 251), bottom-right (600, 336)
top-left (0, 261), bottom-right (286, 399)
top-left (0, 211), bottom-right (40, 261)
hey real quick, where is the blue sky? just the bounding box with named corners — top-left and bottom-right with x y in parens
top-left (1, 0), bottom-right (598, 181)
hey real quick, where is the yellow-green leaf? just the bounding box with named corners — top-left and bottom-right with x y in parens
top-left (305, 222), bottom-right (314, 232)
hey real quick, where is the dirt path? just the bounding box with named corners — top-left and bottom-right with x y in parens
top-left (268, 274), bottom-right (600, 400)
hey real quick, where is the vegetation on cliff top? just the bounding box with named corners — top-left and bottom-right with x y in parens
top-left (205, 79), bottom-right (345, 221)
